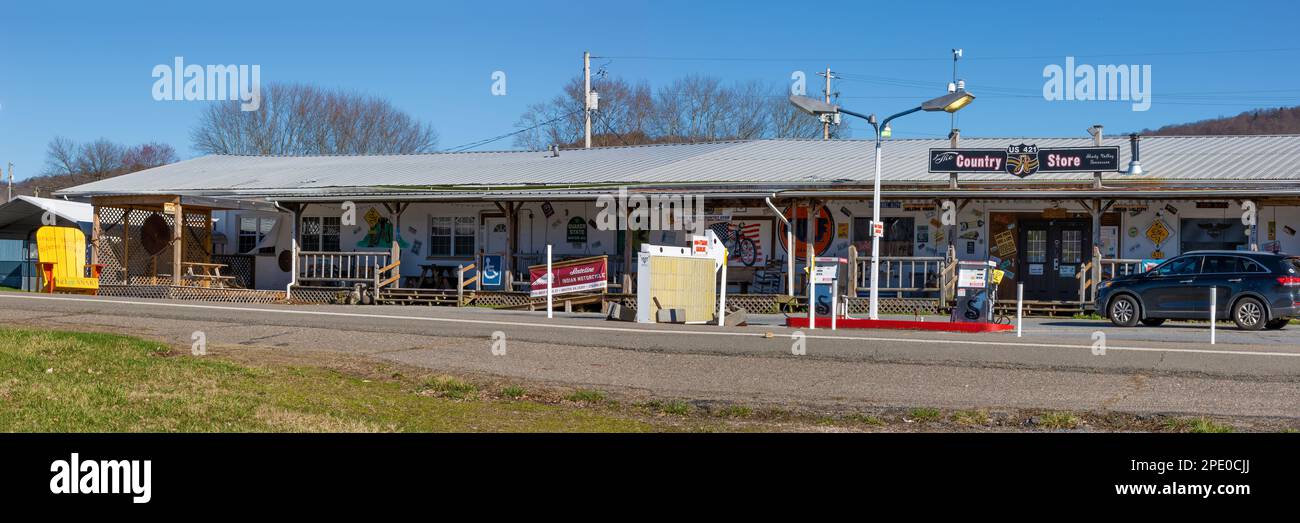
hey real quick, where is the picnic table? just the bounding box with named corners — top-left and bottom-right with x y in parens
top-left (181, 262), bottom-right (236, 288)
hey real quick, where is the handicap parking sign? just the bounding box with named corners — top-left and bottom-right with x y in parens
top-left (482, 255), bottom-right (504, 289)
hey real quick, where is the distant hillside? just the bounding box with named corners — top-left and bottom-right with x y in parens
top-left (1143, 106), bottom-right (1300, 135)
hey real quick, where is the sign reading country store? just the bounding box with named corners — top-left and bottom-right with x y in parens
top-left (928, 144), bottom-right (1121, 178)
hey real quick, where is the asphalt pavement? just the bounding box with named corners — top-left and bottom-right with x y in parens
top-left (2, 292), bottom-right (1298, 419)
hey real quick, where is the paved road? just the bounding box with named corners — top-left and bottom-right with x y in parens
top-left (3, 293), bottom-right (1299, 419)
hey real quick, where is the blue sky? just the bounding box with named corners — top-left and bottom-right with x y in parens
top-left (1, 0), bottom-right (1297, 182)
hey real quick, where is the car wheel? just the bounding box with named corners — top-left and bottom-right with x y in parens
top-left (1140, 318), bottom-right (1166, 327)
top-left (1265, 318), bottom-right (1290, 330)
top-left (1108, 295), bottom-right (1140, 327)
top-left (1232, 297), bottom-right (1267, 331)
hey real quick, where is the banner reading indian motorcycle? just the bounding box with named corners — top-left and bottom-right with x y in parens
top-left (529, 255), bottom-right (609, 297)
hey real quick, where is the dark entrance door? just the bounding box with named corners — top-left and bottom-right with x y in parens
top-left (1018, 219), bottom-right (1091, 302)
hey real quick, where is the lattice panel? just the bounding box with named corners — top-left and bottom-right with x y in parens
top-left (98, 284), bottom-right (285, 304)
top-left (845, 297), bottom-right (940, 316)
top-left (95, 206), bottom-right (214, 284)
top-left (95, 207), bottom-right (127, 284)
top-left (288, 286), bottom-right (353, 304)
top-left (211, 254), bottom-right (255, 289)
top-left (473, 292), bottom-right (532, 308)
top-left (183, 209), bottom-right (212, 263)
top-left (125, 209), bottom-right (173, 281)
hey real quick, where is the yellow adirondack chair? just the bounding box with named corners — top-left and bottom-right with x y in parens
top-left (36, 226), bottom-right (102, 294)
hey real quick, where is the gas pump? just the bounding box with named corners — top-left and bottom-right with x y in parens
top-left (951, 260), bottom-right (996, 323)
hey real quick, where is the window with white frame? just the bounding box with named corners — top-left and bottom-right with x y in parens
top-left (301, 216), bottom-right (341, 252)
top-left (239, 216), bottom-right (277, 254)
top-left (430, 216), bottom-right (476, 256)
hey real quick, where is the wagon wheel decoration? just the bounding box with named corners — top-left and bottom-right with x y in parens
top-left (139, 213), bottom-right (172, 256)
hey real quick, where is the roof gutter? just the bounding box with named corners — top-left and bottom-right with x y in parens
top-left (776, 188), bottom-right (1300, 200)
top-left (764, 194), bottom-right (794, 297)
top-left (271, 201), bottom-right (298, 299)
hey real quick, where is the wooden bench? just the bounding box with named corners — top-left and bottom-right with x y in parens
top-left (182, 262), bottom-right (235, 288)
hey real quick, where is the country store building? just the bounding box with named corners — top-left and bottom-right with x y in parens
top-left (54, 133), bottom-right (1300, 314)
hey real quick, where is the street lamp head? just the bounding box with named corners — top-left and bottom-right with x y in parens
top-left (921, 90), bottom-right (975, 113)
top-left (788, 94), bottom-right (839, 116)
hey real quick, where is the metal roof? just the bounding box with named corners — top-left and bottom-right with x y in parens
top-left (56, 135), bottom-right (1300, 198)
top-left (0, 196), bottom-right (93, 240)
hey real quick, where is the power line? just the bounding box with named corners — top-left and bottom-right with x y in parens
top-left (444, 109), bottom-right (582, 152)
top-left (597, 46), bottom-right (1300, 63)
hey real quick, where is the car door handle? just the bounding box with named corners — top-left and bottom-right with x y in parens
top-left (1179, 279), bottom-right (1194, 284)
top-left (1227, 278), bottom-right (1242, 283)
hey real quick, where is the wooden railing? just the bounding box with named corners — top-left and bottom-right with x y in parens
top-left (1076, 248), bottom-right (1144, 305)
top-left (373, 259), bottom-right (401, 293)
top-left (852, 255), bottom-right (947, 295)
top-left (298, 251), bottom-right (393, 285)
top-left (457, 263), bottom-right (478, 305)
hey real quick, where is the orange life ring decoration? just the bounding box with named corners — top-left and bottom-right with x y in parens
top-left (778, 205), bottom-right (835, 260)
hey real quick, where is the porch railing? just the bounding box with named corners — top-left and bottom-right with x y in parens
top-left (457, 263), bottom-right (478, 305)
top-left (852, 255), bottom-right (948, 296)
top-left (298, 251), bottom-right (393, 285)
top-left (1076, 248), bottom-right (1143, 306)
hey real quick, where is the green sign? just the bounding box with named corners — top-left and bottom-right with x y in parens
top-left (567, 217), bottom-right (587, 244)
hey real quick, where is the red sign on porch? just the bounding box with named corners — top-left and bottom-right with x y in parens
top-left (529, 255), bottom-right (608, 298)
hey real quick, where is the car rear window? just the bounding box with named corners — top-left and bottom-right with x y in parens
top-left (1201, 256), bottom-right (1241, 273)
top-left (1285, 257), bottom-right (1300, 275)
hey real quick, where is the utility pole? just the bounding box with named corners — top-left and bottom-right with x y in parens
top-left (583, 51), bottom-right (592, 149)
top-left (816, 68), bottom-right (837, 139)
top-left (6, 163), bottom-right (12, 203)
top-left (950, 49), bottom-right (962, 131)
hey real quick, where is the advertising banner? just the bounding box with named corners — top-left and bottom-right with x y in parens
top-left (529, 255), bottom-right (608, 297)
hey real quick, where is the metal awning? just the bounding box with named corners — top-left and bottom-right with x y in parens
top-left (774, 187), bottom-right (1300, 200)
top-left (0, 196), bottom-right (93, 240)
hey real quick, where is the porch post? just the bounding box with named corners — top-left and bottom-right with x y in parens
top-left (123, 206), bottom-right (131, 283)
top-left (622, 202), bottom-right (633, 294)
top-left (287, 203), bottom-right (302, 298)
top-left (390, 202), bottom-right (404, 267)
top-left (847, 244), bottom-right (858, 301)
top-left (510, 202), bottom-right (522, 290)
top-left (171, 197), bottom-right (183, 286)
top-left (1091, 198), bottom-right (1102, 256)
top-left (91, 206), bottom-right (101, 266)
top-left (806, 199), bottom-right (816, 328)
top-left (503, 202), bottom-right (514, 289)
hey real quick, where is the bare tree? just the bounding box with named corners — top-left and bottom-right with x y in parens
top-left (515, 74), bottom-right (834, 149)
top-left (24, 137), bottom-right (177, 196)
top-left (192, 83), bottom-right (439, 155)
top-left (77, 139), bottom-right (126, 181)
top-left (42, 136), bottom-right (80, 178)
top-left (121, 142), bottom-right (179, 172)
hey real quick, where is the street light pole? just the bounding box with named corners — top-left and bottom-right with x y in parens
top-left (788, 90), bottom-right (974, 321)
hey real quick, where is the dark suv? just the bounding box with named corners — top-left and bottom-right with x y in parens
top-left (1097, 251), bottom-right (1300, 330)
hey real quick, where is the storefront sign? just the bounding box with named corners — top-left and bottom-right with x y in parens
top-left (929, 144), bottom-right (1121, 178)
top-left (529, 256), bottom-right (608, 297)
top-left (567, 217), bottom-right (587, 244)
top-left (1042, 207), bottom-right (1070, 219)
